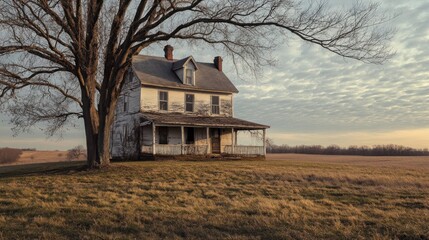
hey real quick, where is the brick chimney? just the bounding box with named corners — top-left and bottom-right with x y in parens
top-left (214, 56), bottom-right (223, 71)
top-left (164, 45), bottom-right (173, 60)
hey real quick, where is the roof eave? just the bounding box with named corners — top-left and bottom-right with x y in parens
top-left (141, 83), bottom-right (239, 94)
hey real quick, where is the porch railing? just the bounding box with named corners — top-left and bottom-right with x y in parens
top-left (142, 144), bottom-right (208, 155)
top-left (142, 144), bottom-right (265, 155)
top-left (224, 145), bottom-right (265, 155)
top-left (183, 145), bottom-right (208, 155)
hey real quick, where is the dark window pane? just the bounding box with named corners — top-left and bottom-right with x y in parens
top-left (211, 96), bottom-right (219, 104)
top-left (160, 91), bottom-right (168, 101)
top-left (160, 101), bottom-right (168, 110)
top-left (123, 96), bottom-right (128, 112)
top-left (211, 105), bottom-right (219, 114)
top-left (186, 103), bottom-right (193, 112)
top-left (186, 94), bottom-right (194, 102)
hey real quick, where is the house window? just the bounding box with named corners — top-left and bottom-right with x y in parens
top-left (159, 91), bottom-right (168, 111)
top-left (185, 69), bottom-right (193, 85)
top-left (185, 94), bottom-right (194, 112)
top-left (158, 127), bottom-right (168, 144)
top-left (123, 95), bottom-right (128, 112)
top-left (211, 96), bottom-right (220, 114)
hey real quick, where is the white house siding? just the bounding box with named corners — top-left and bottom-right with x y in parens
top-left (111, 73), bottom-right (142, 158)
top-left (140, 86), bottom-right (233, 117)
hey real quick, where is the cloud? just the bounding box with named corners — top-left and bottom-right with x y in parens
top-left (232, 1), bottom-right (429, 147)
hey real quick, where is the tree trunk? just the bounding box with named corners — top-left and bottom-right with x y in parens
top-left (97, 111), bottom-right (114, 166)
top-left (96, 65), bottom-right (128, 166)
top-left (83, 113), bottom-right (100, 168)
top-left (81, 84), bottom-right (101, 168)
top-left (83, 105), bottom-right (114, 168)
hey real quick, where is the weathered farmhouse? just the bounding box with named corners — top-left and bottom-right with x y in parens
top-left (111, 45), bottom-right (269, 159)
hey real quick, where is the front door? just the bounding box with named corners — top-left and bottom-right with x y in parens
top-left (210, 128), bottom-right (221, 154)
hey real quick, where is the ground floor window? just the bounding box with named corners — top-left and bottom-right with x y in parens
top-left (186, 128), bottom-right (195, 144)
top-left (158, 127), bottom-right (168, 144)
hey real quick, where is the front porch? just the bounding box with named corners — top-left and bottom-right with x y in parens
top-left (139, 112), bottom-right (269, 157)
top-left (141, 125), bottom-right (266, 156)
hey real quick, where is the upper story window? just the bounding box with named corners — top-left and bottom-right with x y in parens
top-left (159, 91), bottom-right (168, 111)
top-left (123, 95), bottom-right (128, 112)
top-left (211, 95), bottom-right (220, 114)
top-left (185, 69), bottom-right (194, 85)
top-left (185, 94), bottom-right (194, 112)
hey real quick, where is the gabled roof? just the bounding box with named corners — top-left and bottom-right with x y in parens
top-left (172, 56), bottom-right (198, 71)
top-left (131, 55), bottom-right (239, 93)
top-left (140, 112), bottom-right (269, 129)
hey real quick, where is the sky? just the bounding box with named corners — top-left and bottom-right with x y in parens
top-left (0, 1), bottom-right (428, 150)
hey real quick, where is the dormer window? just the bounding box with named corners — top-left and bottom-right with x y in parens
top-left (185, 69), bottom-right (194, 85)
top-left (172, 56), bottom-right (198, 85)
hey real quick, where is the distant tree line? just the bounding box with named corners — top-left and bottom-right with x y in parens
top-left (0, 148), bottom-right (23, 164)
top-left (21, 148), bottom-right (37, 151)
top-left (266, 141), bottom-right (429, 156)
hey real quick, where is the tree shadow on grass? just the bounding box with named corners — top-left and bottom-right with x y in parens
top-left (0, 161), bottom-right (87, 179)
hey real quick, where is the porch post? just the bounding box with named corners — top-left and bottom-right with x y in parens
top-left (262, 129), bottom-right (266, 156)
top-left (181, 126), bottom-right (185, 155)
top-left (206, 127), bottom-right (210, 154)
top-left (231, 128), bottom-right (235, 154)
top-left (152, 123), bottom-right (156, 155)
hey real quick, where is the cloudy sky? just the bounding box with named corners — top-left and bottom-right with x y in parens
top-left (1, 1), bottom-right (428, 150)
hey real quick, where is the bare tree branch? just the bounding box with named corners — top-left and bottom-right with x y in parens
top-left (0, 0), bottom-right (395, 167)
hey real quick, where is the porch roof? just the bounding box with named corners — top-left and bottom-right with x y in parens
top-left (140, 112), bottom-right (269, 130)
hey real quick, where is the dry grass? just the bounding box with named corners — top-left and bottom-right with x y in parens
top-left (269, 153), bottom-right (429, 170)
top-left (0, 156), bottom-right (428, 239)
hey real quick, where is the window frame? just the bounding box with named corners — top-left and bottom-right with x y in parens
top-left (185, 93), bottom-right (195, 112)
top-left (159, 91), bottom-right (168, 111)
top-left (211, 95), bottom-right (220, 115)
top-left (185, 68), bottom-right (194, 85)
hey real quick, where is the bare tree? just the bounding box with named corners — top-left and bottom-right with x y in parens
top-left (0, 0), bottom-right (394, 168)
top-left (67, 145), bottom-right (86, 161)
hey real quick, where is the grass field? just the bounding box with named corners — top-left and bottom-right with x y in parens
top-left (0, 154), bottom-right (428, 239)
